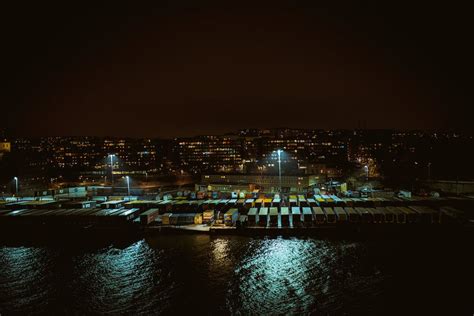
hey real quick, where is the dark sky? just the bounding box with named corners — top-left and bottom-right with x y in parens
top-left (3, 2), bottom-right (473, 137)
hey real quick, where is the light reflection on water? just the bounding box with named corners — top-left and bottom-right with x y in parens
top-left (0, 237), bottom-right (387, 315)
top-left (231, 238), bottom-right (316, 314)
top-left (70, 240), bottom-right (174, 315)
top-left (0, 247), bottom-right (56, 313)
top-left (1, 234), bottom-right (471, 314)
top-left (225, 237), bottom-right (384, 314)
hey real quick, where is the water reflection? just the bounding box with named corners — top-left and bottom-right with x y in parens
top-left (0, 247), bottom-right (55, 313)
top-left (70, 240), bottom-right (173, 314)
top-left (227, 237), bottom-right (384, 314)
top-left (2, 235), bottom-right (460, 314)
top-left (211, 238), bottom-right (230, 262)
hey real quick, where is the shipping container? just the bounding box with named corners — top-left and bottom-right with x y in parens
top-left (370, 207), bottom-right (384, 223)
top-left (63, 200), bottom-right (97, 209)
top-left (408, 206), bottom-right (439, 224)
top-left (263, 198), bottom-right (273, 207)
top-left (397, 207), bottom-right (418, 223)
top-left (244, 199), bottom-right (255, 209)
top-left (280, 207), bottom-right (290, 226)
top-left (334, 207), bottom-right (348, 223)
top-left (344, 207), bottom-right (360, 222)
top-left (321, 195), bottom-right (333, 205)
top-left (169, 213), bottom-right (202, 225)
top-left (341, 198), bottom-right (353, 207)
top-left (272, 198), bottom-right (281, 208)
top-left (140, 208), bottom-right (160, 225)
top-left (259, 207), bottom-right (268, 226)
top-left (376, 207), bottom-right (394, 223)
top-left (355, 207), bottom-right (373, 223)
top-left (124, 200), bottom-right (161, 210)
top-left (323, 207), bottom-right (336, 223)
top-left (312, 207), bottom-right (326, 224)
top-left (302, 207), bottom-right (313, 225)
top-left (333, 195), bottom-right (345, 206)
top-left (269, 207), bottom-right (279, 226)
top-left (307, 198), bottom-right (317, 207)
top-left (22, 200), bottom-right (61, 210)
top-left (298, 195), bottom-right (308, 207)
top-left (117, 208), bottom-right (142, 221)
top-left (386, 206), bottom-right (405, 223)
top-left (291, 207), bottom-right (301, 224)
top-left (161, 213), bottom-right (172, 225)
top-left (101, 200), bottom-right (126, 209)
top-left (314, 195), bottom-right (325, 205)
top-left (247, 208), bottom-right (258, 225)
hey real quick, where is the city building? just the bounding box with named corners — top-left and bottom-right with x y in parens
top-left (200, 173), bottom-right (319, 192)
top-left (1, 129), bottom-right (473, 189)
top-left (176, 135), bottom-right (243, 173)
top-left (0, 128), bottom-right (10, 161)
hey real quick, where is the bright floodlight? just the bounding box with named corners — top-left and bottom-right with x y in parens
top-left (108, 154), bottom-right (116, 187)
top-left (276, 149), bottom-right (283, 192)
top-left (125, 176), bottom-right (131, 197)
top-left (13, 177), bottom-right (19, 195)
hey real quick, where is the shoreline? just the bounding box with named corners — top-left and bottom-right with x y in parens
top-left (1, 222), bottom-right (472, 247)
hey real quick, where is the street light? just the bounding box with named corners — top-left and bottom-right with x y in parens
top-left (108, 154), bottom-right (116, 187)
top-left (13, 177), bottom-right (18, 195)
top-left (125, 176), bottom-right (130, 199)
top-left (277, 149), bottom-right (282, 192)
top-left (364, 165), bottom-right (369, 181)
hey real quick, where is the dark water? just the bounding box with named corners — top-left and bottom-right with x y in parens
top-left (0, 233), bottom-right (472, 315)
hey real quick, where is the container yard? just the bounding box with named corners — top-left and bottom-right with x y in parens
top-left (1, 190), bottom-right (473, 237)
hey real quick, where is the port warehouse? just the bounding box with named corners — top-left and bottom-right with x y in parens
top-left (1, 194), bottom-right (472, 229)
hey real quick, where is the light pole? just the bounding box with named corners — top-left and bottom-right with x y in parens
top-left (125, 176), bottom-right (130, 199)
top-left (277, 149), bottom-right (282, 192)
top-left (108, 154), bottom-right (116, 187)
top-left (364, 165), bottom-right (369, 181)
top-left (13, 177), bottom-right (18, 196)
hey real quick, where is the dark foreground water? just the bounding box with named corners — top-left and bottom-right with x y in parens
top-left (0, 233), bottom-right (472, 315)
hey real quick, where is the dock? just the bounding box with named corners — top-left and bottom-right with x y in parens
top-left (1, 194), bottom-right (473, 237)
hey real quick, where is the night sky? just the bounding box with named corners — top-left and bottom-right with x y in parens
top-left (3, 3), bottom-right (473, 137)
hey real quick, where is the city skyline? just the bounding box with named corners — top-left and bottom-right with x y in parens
top-left (2, 126), bottom-right (473, 139)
